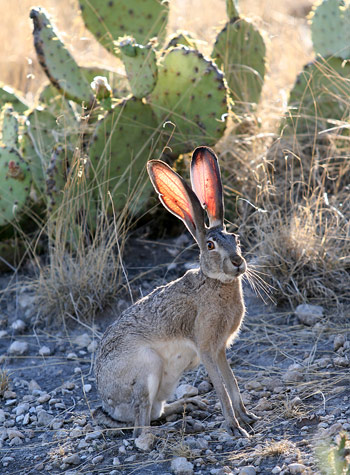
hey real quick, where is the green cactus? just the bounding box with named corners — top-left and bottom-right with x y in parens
top-left (0, 84), bottom-right (29, 114)
top-left (1, 106), bottom-right (19, 149)
top-left (149, 47), bottom-right (229, 156)
top-left (226, 0), bottom-right (240, 19)
top-left (21, 107), bottom-right (78, 197)
top-left (283, 57), bottom-right (350, 136)
top-left (310, 0), bottom-right (350, 60)
top-left (212, 16), bottom-right (266, 109)
top-left (117, 37), bottom-right (158, 98)
top-left (89, 96), bottom-right (159, 214)
top-left (0, 147), bottom-right (32, 227)
top-left (165, 31), bottom-right (200, 50)
top-left (45, 144), bottom-right (67, 215)
top-left (78, 0), bottom-right (169, 54)
top-left (30, 7), bottom-right (93, 105)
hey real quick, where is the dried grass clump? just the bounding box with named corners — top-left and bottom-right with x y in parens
top-left (250, 194), bottom-right (350, 305)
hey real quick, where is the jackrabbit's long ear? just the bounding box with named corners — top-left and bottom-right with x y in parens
top-left (190, 146), bottom-right (224, 227)
top-left (147, 160), bottom-right (205, 243)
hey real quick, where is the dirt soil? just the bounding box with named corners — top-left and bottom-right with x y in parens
top-left (0, 236), bottom-right (349, 475)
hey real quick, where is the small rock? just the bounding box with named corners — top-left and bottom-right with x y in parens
top-left (0, 330), bottom-right (8, 338)
top-left (83, 384), bottom-right (92, 393)
top-left (85, 430), bottom-right (102, 441)
top-left (28, 380), bottom-right (41, 392)
top-left (135, 432), bottom-right (155, 451)
top-left (197, 381), bottom-right (212, 394)
top-left (282, 363), bottom-right (303, 383)
top-left (63, 454), bottom-right (81, 465)
top-left (92, 455), bottom-right (104, 465)
top-left (11, 319), bottom-right (26, 333)
top-left (334, 335), bottom-right (346, 351)
top-left (175, 384), bottom-right (198, 399)
top-left (8, 341), bottom-right (28, 355)
top-left (333, 356), bottom-right (349, 367)
top-left (239, 467), bottom-right (256, 475)
top-left (67, 352), bottom-right (78, 360)
top-left (3, 390), bottom-right (16, 400)
top-left (87, 340), bottom-right (98, 353)
top-left (9, 436), bottom-right (23, 446)
top-left (38, 346), bottom-right (51, 356)
top-left (171, 456), bottom-right (194, 475)
top-left (254, 397), bottom-right (272, 411)
top-left (37, 410), bottom-right (54, 426)
top-left (113, 457), bottom-right (121, 466)
top-left (271, 467), bottom-right (282, 474)
top-left (7, 429), bottom-right (25, 440)
top-left (0, 409), bottom-right (5, 423)
top-left (14, 403), bottom-right (29, 417)
top-left (295, 304), bottom-right (324, 326)
top-left (37, 393), bottom-right (51, 404)
top-left (18, 293), bottom-right (36, 310)
top-left (288, 463), bottom-right (307, 474)
top-left (74, 333), bottom-right (91, 348)
top-left (244, 380), bottom-right (262, 391)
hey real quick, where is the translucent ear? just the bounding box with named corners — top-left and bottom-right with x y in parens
top-left (147, 160), bottom-right (205, 243)
top-left (191, 146), bottom-right (224, 227)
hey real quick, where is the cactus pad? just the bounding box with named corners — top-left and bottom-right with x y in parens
top-left (79, 0), bottom-right (169, 53)
top-left (0, 84), bottom-right (29, 114)
top-left (30, 7), bottom-right (93, 105)
top-left (284, 57), bottom-right (350, 136)
top-left (46, 144), bottom-right (67, 214)
top-left (149, 47), bottom-right (228, 156)
top-left (310, 0), bottom-right (350, 60)
top-left (1, 106), bottom-right (19, 149)
top-left (0, 147), bottom-right (32, 226)
top-left (165, 31), bottom-right (200, 50)
top-left (118, 37), bottom-right (158, 98)
top-left (212, 18), bottom-right (266, 108)
top-left (89, 97), bottom-right (159, 214)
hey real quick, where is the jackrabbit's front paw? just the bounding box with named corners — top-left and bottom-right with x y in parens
top-left (223, 420), bottom-right (250, 438)
top-left (182, 396), bottom-right (208, 411)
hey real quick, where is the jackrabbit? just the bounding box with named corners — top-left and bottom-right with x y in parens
top-left (95, 146), bottom-right (258, 438)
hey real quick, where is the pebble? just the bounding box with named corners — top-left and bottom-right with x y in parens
top-left (11, 319), bottom-right (26, 333)
top-left (271, 467), bottom-right (282, 474)
top-left (92, 455), bottom-right (104, 464)
top-left (37, 410), bottom-right (54, 426)
top-left (83, 384), bottom-right (92, 393)
top-left (334, 334), bottom-right (346, 351)
top-left (3, 390), bottom-right (16, 399)
top-left (63, 454), bottom-right (81, 465)
top-left (8, 341), bottom-right (29, 355)
top-left (197, 380), bottom-right (212, 394)
top-left (37, 393), bottom-right (51, 404)
top-left (175, 384), bottom-right (198, 399)
top-left (288, 463), bottom-right (307, 473)
top-left (18, 293), bottom-right (36, 310)
top-left (282, 363), bottom-right (303, 383)
top-left (171, 456), bottom-right (194, 475)
top-left (14, 403), bottom-right (29, 416)
top-left (67, 352), bottom-right (78, 360)
top-left (254, 397), bottom-right (272, 411)
top-left (74, 333), bottom-right (91, 348)
top-left (295, 303), bottom-right (324, 326)
top-left (239, 467), bottom-right (256, 475)
top-left (7, 428), bottom-right (25, 440)
top-left (38, 346), bottom-right (51, 356)
top-left (87, 340), bottom-right (98, 353)
top-left (333, 357), bottom-right (349, 367)
top-left (135, 432), bottom-right (156, 451)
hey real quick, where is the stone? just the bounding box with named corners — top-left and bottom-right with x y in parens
top-left (295, 304), bottom-right (324, 326)
top-left (14, 403), bottom-right (29, 416)
top-left (333, 357), bottom-right (349, 367)
top-left (67, 352), bottom-right (78, 360)
top-left (18, 293), bottom-right (36, 310)
top-left (87, 340), bottom-right (98, 353)
top-left (254, 397), bottom-right (273, 411)
top-left (83, 384), bottom-right (92, 393)
top-left (282, 363), bottom-right (303, 382)
top-left (92, 455), bottom-right (104, 464)
top-left (37, 394), bottom-right (50, 404)
top-left (271, 467), bottom-right (282, 474)
top-left (239, 467), bottom-right (256, 475)
top-left (197, 381), bottom-right (212, 394)
top-left (334, 334), bottom-right (346, 351)
top-left (28, 380), bottom-right (41, 392)
top-left (8, 341), bottom-right (29, 355)
top-left (175, 384), bottom-right (198, 399)
top-left (171, 456), bottom-right (194, 475)
top-left (63, 454), bottom-right (81, 465)
top-left (9, 436), bottom-right (23, 446)
top-left (3, 390), bottom-right (16, 399)
top-left (38, 346), bottom-right (51, 356)
top-left (244, 380), bottom-right (262, 391)
top-left (135, 432), bottom-right (155, 451)
top-left (37, 410), bottom-right (54, 426)
top-left (288, 463), bottom-right (307, 473)
top-left (11, 319), bottom-right (26, 333)
top-left (7, 428), bottom-right (24, 440)
top-left (74, 333), bottom-right (91, 348)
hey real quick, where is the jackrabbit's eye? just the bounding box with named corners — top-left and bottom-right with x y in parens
top-left (207, 240), bottom-right (215, 250)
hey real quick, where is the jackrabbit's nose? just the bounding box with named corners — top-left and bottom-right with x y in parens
top-left (231, 255), bottom-right (243, 267)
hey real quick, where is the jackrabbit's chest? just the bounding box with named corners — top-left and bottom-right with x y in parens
top-left (151, 339), bottom-right (200, 374)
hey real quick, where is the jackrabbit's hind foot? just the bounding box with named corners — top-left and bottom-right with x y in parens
top-left (163, 396), bottom-right (208, 417)
top-left (237, 410), bottom-right (260, 427)
top-left (223, 419), bottom-right (250, 438)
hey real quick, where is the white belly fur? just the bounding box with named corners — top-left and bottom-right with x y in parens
top-left (151, 339), bottom-right (200, 401)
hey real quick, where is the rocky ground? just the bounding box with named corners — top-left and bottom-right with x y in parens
top-left (0, 236), bottom-right (349, 474)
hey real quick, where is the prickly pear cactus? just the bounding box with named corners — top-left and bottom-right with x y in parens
top-left (310, 0), bottom-right (350, 60)
top-left (1, 106), bottom-right (19, 149)
top-left (212, 17), bottom-right (266, 108)
top-left (149, 47), bottom-right (229, 156)
top-left (79, 0), bottom-right (169, 54)
top-left (117, 37), bottom-right (158, 98)
top-left (165, 31), bottom-right (200, 50)
top-left (283, 57), bottom-right (350, 136)
top-left (0, 147), bottom-right (32, 226)
top-left (89, 96), bottom-right (159, 214)
top-left (0, 84), bottom-right (29, 114)
top-left (21, 107), bottom-right (78, 196)
top-left (30, 7), bottom-right (93, 105)
top-left (46, 144), bottom-right (67, 215)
